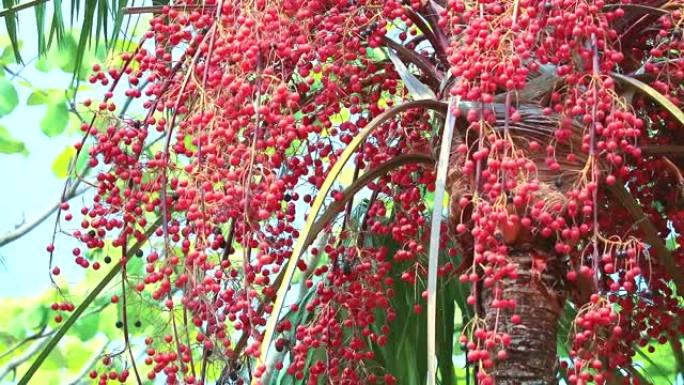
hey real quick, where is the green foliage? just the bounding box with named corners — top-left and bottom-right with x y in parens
top-left (24, 87), bottom-right (82, 140)
top-left (0, 124), bottom-right (26, 155)
top-left (366, 210), bottom-right (466, 385)
top-left (1, 3), bottom-right (683, 385)
top-left (39, 98), bottom-right (69, 137)
top-left (72, 311), bottom-right (100, 342)
top-left (0, 0), bottom-right (150, 77)
top-left (0, 77), bottom-right (19, 117)
top-left (0, 42), bottom-right (16, 64)
top-left (1, 0), bottom-right (22, 63)
top-left (35, 32), bottom-right (106, 80)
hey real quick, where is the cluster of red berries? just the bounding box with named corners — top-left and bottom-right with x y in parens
top-left (43, 0), bottom-right (684, 384)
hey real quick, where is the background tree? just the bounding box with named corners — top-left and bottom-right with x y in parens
top-left (1, 1), bottom-right (684, 385)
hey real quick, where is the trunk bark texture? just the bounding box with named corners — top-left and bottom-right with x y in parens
top-left (481, 246), bottom-right (566, 385)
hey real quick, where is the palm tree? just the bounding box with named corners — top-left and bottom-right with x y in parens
top-left (3, 1), bottom-right (684, 385)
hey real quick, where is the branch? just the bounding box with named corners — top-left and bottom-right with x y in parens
top-left (0, 327), bottom-right (54, 361)
top-left (662, 157), bottom-right (684, 205)
top-left (642, 144), bottom-right (684, 158)
top-left (0, 338), bottom-right (48, 381)
top-left (0, 0), bottom-right (47, 18)
top-left (0, 185), bottom-right (89, 247)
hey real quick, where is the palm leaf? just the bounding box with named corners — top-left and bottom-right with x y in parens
top-left (368, 214), bottom-right (462, 385)
top-left (1, 0), bottom-right (22, 62)
top-left (368, 217), bottom-right (426, 385)
top-left (71, 0), bottom-right (97, 82)
top-left (47, 0), bottom-right (65, 49)
top-left (33, 0), bottom-right (45, 53)
top-left (305, 153), bottom-right (434, 246)
top-left (1, 0), bottom-right (136, 79)
top-left (642, 145), bottom-right (684, 158)
top-left (603, 3), bottom-right (669, 16)
top-left (635, 348), bottom-right (674, 385)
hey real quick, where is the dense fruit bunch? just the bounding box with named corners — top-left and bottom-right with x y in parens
top-left (45, 0), bottom-right (684, 384)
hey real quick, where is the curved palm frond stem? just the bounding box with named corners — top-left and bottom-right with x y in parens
top-left (427, 96), bottom-right (458, 385)
top-left (606, 183), bottom-right (684, 292)
top-left (252, 99), bottom-right (446, 385)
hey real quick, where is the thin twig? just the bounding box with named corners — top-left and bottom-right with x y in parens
top-left (0, 327), bottom-right (54, 361)
top-left (123, 4), bottom-right (216, 15)
top-left (66, 342), bottom-right (111, 385)
top-left (0, 338), bottom-right (49, 381)
top-left (120, 229), bottom-right (143, 385)
top-left (0, 186), bottom-right (88, 247)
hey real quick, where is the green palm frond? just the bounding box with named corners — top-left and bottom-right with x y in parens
top-left (0, 0), bottom-right (170, 76)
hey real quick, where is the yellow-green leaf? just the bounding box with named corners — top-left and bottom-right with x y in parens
top-left (0, 125), bottom-right (27, 155)
top-left (26, 90), bottom-right (49, 105)
top-left (51, 146), bottom-right (76, 178)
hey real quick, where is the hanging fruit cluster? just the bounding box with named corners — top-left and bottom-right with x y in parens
top-left (41, 0), bottom-right (684, 384)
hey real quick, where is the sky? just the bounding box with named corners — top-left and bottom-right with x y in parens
top-left (0, 4), bottom-right (140, 298)
top-left (0, 58), bottom-right (80, 296)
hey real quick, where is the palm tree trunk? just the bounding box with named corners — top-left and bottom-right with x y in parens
top-left (481, 245), bottom-right (566, 385)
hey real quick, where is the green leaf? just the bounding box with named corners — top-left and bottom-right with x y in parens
top-left (73, 0), bottom-right (98, 82)
top-left (0, 125), bottom-right (27, 155)
top-left (75, 143), bottom-right (90, 175)
top-left (27, 90), bottom-right (49, 105)
top-left (41, 345), bottom-right (66, 370)
top-left (329, 107), bottom-right (350, 126)
top-left (0, 77), bottom-right (19, 117)
top-left (51, 146), bottom-right (76, 178)
top-left (34, 0), bottom-right (47, 54)
top-left (40, 100), bottom-right (69, 137)
top-left (7, 303), bottom-right (48, 339)
top-left (50, 34), bottom-right (77, 71)
top-left (73, 312), bottom-right (100, 341)
top-left (0, 42), bottom-right (17, 65)
top-left (34, 33), bottom-right (97, 80)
